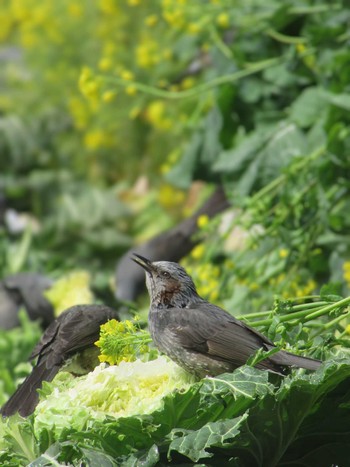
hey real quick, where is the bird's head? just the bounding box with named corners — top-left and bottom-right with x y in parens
top-left (131, 254), bottom-right (200, 308)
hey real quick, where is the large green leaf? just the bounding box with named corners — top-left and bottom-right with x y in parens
top-left (167, 415), bottom-right (248, 462)
top-left (11, 360), bottom-right (346, 465)
top-left (289, 87), bottom-right (329, 128)
top-left (214, 122), bottom-right (307, 195)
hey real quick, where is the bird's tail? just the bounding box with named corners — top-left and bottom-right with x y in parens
top-left (270, 348), bottom-right (322, 371)
top-left (0, 361), bottom-right (59, 418)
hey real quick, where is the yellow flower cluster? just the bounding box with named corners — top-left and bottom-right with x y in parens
top-left (136, 37), bottom-right (161, 68)
top-left (68, 97), bottom-right (90, 129)
top-left (146, 100), bottom-right (172, 130)
top-left (0, 11), bottom-right (14, 42)
top-left (79, 67), bottom-right (100, 102)
top-left (158, 184), bottom-right (186, 209)
top-left (269, 273), bottom-right (317, 299)
top-left (1, 0), bottom-right (233, 182)
top-left (83, 129), bottom-right (115, 150)
top-left (184, 258), bottom-right (221, 302)
top-left (95, 318), bottom-right (152, 365)
top-left (44, 271), bottom-right (93, 316)
top-left (343, 261), bottom-right (350, 288)
top-left (197, 214), bottom-right (209, 228)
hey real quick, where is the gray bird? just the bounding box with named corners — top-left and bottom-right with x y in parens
top-left (0, 304), bottom-right (119, 417)
top-left (0, 273), bottom-right (54, 330)
top-left (115, 186), bottom-right (229, 304)
top-left (132, 255), bottom-right (321, 378)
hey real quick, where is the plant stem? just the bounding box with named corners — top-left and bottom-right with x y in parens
top-left (101, 56), bottom-right (281, 100)
top-left (237, 301), bottom-right (328, 321)
top-left (248, 296), bottom-right (350, 328)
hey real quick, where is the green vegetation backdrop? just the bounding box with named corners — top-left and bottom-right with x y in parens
top-left (1, 0), bottom-right (350, 465)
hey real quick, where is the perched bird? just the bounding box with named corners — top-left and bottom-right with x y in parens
top-left (132, 255), bottom-right (321, 378)
top-left (1, 304), bottom-right (119, 418)
top-left (115, 186), bottom-right (229, 304)
top-left (0, 273), bottom-right (54, 330)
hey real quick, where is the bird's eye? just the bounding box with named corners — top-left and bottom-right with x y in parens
top-left (162, 271), bottom-right (171, 278)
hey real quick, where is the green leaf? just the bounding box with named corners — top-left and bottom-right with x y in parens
top-left (165, 133), bottom-right (202, 189)
top-left (213, 128), bottom-right (269, 174)
top-left (216, 122), bottom-right (307, 194)
top-left (320, 283), bottom-right (343, 302)
top-left (168, 415), bottom-right (248, 462)
top-left (166, 106), bottom-right (223, 187)
top-left (323, 92), bottom-right (350, 111)
top-left (122, 444), bottom-right (160, 467)
top-left (289, 87), bottom-right (329, 128)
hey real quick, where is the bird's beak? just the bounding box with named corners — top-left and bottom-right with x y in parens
top-left (131, 254), bottom-right (155, 274)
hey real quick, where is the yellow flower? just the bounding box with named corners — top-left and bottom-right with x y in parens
top-left (126, 85), bottom-right (137, 95)
top-left (191, 244), bottom-right (205, 260)
top-left (145, 14), bottom-right (158, 27)
top-left (296, 43), bottom-right (306, 54)
top-left (163, 10), bottom-right (184, 29)
top-left (102, 90), bottom-right (117, 102)
top-left (146, 100), bottom-right (172, 130)
top-left (84, 130), bottom-right (114, 150)
top-left (129, 106), bottom-right (141, 119)
top-left (216, 12), bottom-right (230, 28)
top-left (187, 23), bottom-right (201, 35)
top-left (79, 67), bottom-right (100, 100)
top-left (128, 0), bottom-right (140, 5)
top-left (197, 214), bottom-right (209, 228)
top-left (136, 38), bottom-right (160, 68)
top-left (343, 261), bottom-right (350, 287)
top-left (98, 57), bottom-right (113, 71)
top-left (68, 97), bottom-right (90, 129)
top-left (181, 77), bottom-right (196, 89)
top-left (0, 14), bottom-right (13, 41)
top-left (85, 81), bottom-right (99, 98)
top-left (99, 0), bottom-right (119, 14)
top-left (279, 248), bottom-right (289, 259)
top-left (346, 324), bottom-right (350, 335)
top-left (79, 67), bottom-right (93, 86)
top-left (121, 70), bottom-right (134, 81)
top-left (68, 3), bottom-right (83, 17)
top-left (158, 184), bottom-right (186, 208)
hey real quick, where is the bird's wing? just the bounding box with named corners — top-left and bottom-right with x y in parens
top-left (164, 304), bottom-right (273, 367)
top-left (30, 305), bottom-right (117, 366)
top-left (48, 305), bottom-right (117, 366)
top-left (29, 319), bottom-right (60, 360)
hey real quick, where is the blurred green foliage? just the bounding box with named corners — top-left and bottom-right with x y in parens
top-left (0, 311), bottom-right (41, 404)
top-left (1, 1), bottom-right (350, 464)
top-left (1, 0), bottom-right (349, 309)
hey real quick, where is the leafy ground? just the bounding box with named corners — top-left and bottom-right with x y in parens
top-left (1, 0), bottom-right (350, 465)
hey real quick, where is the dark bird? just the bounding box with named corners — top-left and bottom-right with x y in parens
top-left (115, 186), bottom-right (229, 304)
top-left (132, 255), bottom-right (321, 378)
top-left (0, 273), bottom-right (54, 330)
top-left (0, 304), bottom-right (119, 418)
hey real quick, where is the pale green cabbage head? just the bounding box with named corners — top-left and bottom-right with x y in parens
top-left (34, 356), bottom-right (194, 438)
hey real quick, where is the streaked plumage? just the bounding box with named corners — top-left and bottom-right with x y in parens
top-left (132, 255), bottom-right (321, 378)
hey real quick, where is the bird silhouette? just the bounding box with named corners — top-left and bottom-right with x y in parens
top-left (0, 273), bottom-right (54, 330)
top-left (132, 255), bottom-right (321, 378)
top-left (1, 304), bottom-right (119, 417)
